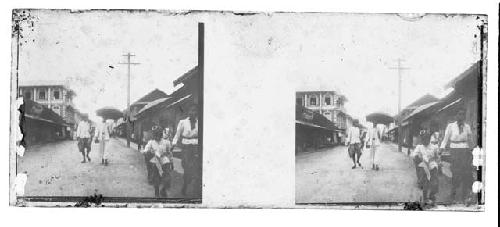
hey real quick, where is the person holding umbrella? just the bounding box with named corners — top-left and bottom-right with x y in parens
top-left (94, 117), bottom-right (111, 166)
top-left (366, 122), bottom-right (381, 170)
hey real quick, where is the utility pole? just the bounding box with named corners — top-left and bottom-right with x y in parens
top-left (119, 53), bottom-right (140, 147)
top-left (389, 58), bottom-right (409, 153)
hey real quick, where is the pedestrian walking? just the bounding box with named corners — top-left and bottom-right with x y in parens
top-left (76, 115), bottom-right (92, 163)
top-left (412, 132), bottom-right (441, 205)
top-left (346, 119), bottom-right (362, 169)
top-left (94, 118), bottom-right (111, 166)
top-left (440, 108), bottom-right (474, 204)
top-left (173, 105), bottom-right (200, 197)
top-left (141, 126), bottom-right (174, 197)
top-left (366, 122), bottom-right (381, 170)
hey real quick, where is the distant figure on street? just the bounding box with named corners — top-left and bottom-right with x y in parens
top-left (94, 118), bottom-right (111, 166)
top-left (440, 108), bottom-right (474, 204)
top-left (173, 104), bottom-right (200, 197)
top-left (141, 126), bottom-right (174, 197)
top-left (76, 115), bottom-right (92, 163)
top-left (366, 122), bottom-right (381, 170)
top-left (412, 132), bottom-right (441, 205)
top-left (346, 119), bottom-right (362, 169)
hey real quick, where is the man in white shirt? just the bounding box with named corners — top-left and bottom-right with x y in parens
top-left (439, 109), bottom-right (474, 204)
top-left (173, 105), bottom-right (200, 197)
top-left (346, 119), bottom-right (362, 169)
top-left (76, 115), bottom-right (92, 163)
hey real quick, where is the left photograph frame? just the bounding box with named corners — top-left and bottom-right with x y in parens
top-left (9, 9), bottom-right (204, 207)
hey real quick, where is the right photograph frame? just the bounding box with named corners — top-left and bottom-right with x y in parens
top-left (294, 13), bottom-right (487, 209)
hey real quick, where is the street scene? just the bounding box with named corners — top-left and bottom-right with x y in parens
top-left (294, 14), bottom-right (485, 207)
top-left (14, 10), bottom-right (203, 199)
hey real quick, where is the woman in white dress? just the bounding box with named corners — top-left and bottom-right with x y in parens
top-left (94, 118), bottom-right (111, 166)
top-left (366, 122), bottom-right (381, 170)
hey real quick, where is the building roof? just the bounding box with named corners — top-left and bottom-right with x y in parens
top-left (445, 61), bottom-right (480, 89)
top-left (19, 80), bottom-right (76, 97)
top-left (131, 89), bottom-right (168, 106)
top-left (136, 97), bottom-right (170, 116)
top-left (296, 104), bottom-right (337, 131)
top-left (21, 98), bottom-right (68, 126)
top-left (393, 94), bottom-right (439, 121)
top-left (402, 101), bottom-right (439, 122)
top-left (19, 80), bottom-right (70, 87)
top-left (406, 94), bottom-right (439, 109)
top-left (135, 95), bottom-right (192, 119)
top-left (173, 66), bottom-right (199, 87)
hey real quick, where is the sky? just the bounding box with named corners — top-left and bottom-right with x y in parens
top-left (290, 13), bottom-right (483, 123)
top-left (17, 10), bottom-right (199, 122)
top-left (16, 12), bottom-right (483, 124)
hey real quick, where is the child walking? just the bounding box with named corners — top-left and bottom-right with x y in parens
top-left (412, 132), bottom-right (441, 205)
top-left (141, 126), bottom-right (174, 197)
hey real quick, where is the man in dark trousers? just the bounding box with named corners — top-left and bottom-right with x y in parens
top-left (346, 119), bottom-right (363, 169)
top-left (172, 105), bottom-right (200, 197)
top-left (76, 114), bottom-right (92, 163)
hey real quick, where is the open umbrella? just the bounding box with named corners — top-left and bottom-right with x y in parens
top-left (96, 107), bottom-right (123, 120)
top-left (365, 112), bottom-right (394, 125)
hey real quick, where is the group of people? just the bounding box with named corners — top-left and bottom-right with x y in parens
top-left (411, 108), bottom-right (475, 205)
top-left (345, 108), bottom-right (475, 206)
top-left (140, 105), bottom-right (201, 198)
top-left (75, 115), bottom-right (112, 165)
top-left (345, 119), bottom-right (381, 170)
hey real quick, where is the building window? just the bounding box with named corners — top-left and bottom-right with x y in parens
top-left (53, 90), bottom-right (60, 99)
top-left (38, 90), bottom-right (47, 100)
top-left (325, 97), bottom-right (331, 105)
top-left (310, 96), bottom-right (317, 106)
top-left (296, 97), bottom-right (303, 106)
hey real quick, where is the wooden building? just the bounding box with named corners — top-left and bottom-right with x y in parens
top-left (133, 66), bottom-right (200, 145)
top-left (296, 104), bottom-right (338, 153)
top-left (21, 98), bottom-right (69, 146)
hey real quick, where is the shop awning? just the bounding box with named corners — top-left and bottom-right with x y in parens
top-left (296, 120), bottom-right (332, 130)
top-left (402, 101), bottom-right (439, 122)
top-left (24, 114), bottom-right (69, 127)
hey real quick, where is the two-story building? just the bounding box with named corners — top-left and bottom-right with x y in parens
top-left (18, 80), bottom-right (77, 138)
top-left (296, 90), bottom-right (349, 144)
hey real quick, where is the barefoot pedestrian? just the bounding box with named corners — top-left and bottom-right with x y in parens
top-left (94, 117), bottom-right (111, 166)
top-left (412, 132), bottom-right (441, 205)
top-left (173, 105), bottom-right (200, 197)
top-left (76, 114), bottom-right (92, 163)
top-left (142, 126), bottom-right (174, 197)
top-left (440, 108), bottom-right (474, 204)
top-left (346, 119), bottom-right (362, 169)
top-left (366, 122), bottom-right (381, 170)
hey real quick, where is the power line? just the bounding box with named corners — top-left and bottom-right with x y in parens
top-left (119, 53), bottom-right (140, 148)
top-left (389, 58), bottom-right (409, 153)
